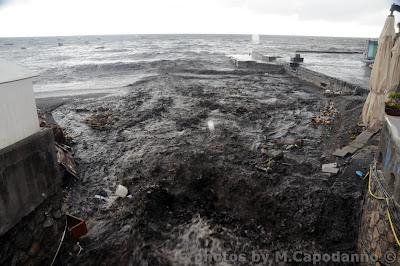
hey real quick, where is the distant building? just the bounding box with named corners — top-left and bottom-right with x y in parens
top-left (0, 61), bottom-right (39, 150)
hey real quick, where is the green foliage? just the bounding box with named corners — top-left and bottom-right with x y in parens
top-left (388, 92), bottom-right (400, 100)
top-left (386, 92), bottom-right (400, 110)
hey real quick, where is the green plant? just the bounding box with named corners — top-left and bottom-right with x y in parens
top-left (388, 92), bottom-right (400, 100)
top-left (386, 92), bottom-right (400, 110)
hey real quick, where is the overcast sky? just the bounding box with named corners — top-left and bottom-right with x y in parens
top-left (0, 0), bottom-right (398, 37)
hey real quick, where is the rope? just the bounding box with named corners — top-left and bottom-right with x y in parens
top-left (50, 216), bottom-right (67, 266)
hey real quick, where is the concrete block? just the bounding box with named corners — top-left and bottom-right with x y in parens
top-left (0, 128), bottom-right (61, 236)
top-left (322, 163), bottom-right (339, 174)
top-left (333, 149), bottom-right (349, 157)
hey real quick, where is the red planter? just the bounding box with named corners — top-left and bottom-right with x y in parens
top-left (385, 106), bottom-right (400, 116)
top-left (67, 214), bottom-right (88, 241)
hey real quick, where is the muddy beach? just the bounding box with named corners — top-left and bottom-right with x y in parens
top-left (40, 65), bottom-right (369, 265)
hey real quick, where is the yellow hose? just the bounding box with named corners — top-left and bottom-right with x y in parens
top-left (386, 200), bottom-right (400, 248)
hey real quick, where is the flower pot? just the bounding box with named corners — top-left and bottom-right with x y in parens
top-left (385, 106), bottom-right (400, 116)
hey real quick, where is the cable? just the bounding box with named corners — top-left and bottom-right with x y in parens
top-left (368, 166), bottom-right (386, 200)
top-left (50, 216), bottom-right (67, 266)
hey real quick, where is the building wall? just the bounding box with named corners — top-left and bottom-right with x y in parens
top-left (0, 128), bottom-right (61, 236)
top-left (0, 78), bottom-right (40, 150)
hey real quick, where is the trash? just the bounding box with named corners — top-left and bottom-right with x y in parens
top-left (356, 171), bottom-right (365, 177)
top-left (95, 194), bottom-right (107, 201)
top-left (56, 144), bottom-right (79, 180)
top-left (322, 163), bottom-right (340, 174)
top-left (312, 103), bottom-right (338, 125)
top-left (207, 120), bottom-right (215, 132)
top-left (255, 165), bottom-right (271, 173)
top-left (85, 112), bottom-right (113, 130)
top-left (115, 185), bottom-right (129, 198)
top-left (67, 214), bottom-right (88, 241)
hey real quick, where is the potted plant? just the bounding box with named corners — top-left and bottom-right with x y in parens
top-left (385, 92), bottom-right (400, 116)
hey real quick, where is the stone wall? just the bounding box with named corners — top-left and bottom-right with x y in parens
top-left (0, 128), bottom-right (61, 236)
top-left (358, 190), bottom-right (398, 265)
top-left (358, 118), bottom-right (400, 265)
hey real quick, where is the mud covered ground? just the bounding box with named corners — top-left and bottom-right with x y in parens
top-left (46, 67), bottom-right (368, 265)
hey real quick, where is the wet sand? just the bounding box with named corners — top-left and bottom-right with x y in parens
top-left (37, 69), bottom-right (369, 265)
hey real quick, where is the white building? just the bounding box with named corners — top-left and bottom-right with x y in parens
top-left (0, 61), bottom-right (39, 150)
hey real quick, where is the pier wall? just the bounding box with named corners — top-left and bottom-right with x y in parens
top-left (284, 65), bottom-right (368, 96)
top-left (0, 128), bottom-right (61, 236)
top-left (229, 57), bottom-right (285, 73)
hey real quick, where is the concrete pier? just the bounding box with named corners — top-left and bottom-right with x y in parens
top-left (228, 53), bottom-right (368, 95)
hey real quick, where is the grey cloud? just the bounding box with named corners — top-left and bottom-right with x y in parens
top-left (222, 0), bottom-right (392, 24)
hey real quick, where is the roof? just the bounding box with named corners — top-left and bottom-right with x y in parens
top-left (0, 61), bottom-right (38, 84)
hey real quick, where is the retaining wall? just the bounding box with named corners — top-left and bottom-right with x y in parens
top-left (0, 128), bottom-right (61, 236)
top-left (358, 117), bottom-right (400, 265)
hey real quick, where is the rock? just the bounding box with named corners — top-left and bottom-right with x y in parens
top-left (353, 86), bottom-right (366, 96)
top-left (267, 149), bottom-right (284, 160)
top-left (52, 210), bottom-right (63, 219)
top-left (374, 246), bottom-right (382, 259)
top-left (377, 220), bottom-right (386, 235)
top-left (372, 227), bottom-right (380, 241)
top-left (388, 231), bottom-right (395, 244)
top-left (43, 217), bottom-right (54, 228)
top-left (28, 243), bottom-right (41, 257)
top-left (97, 189), bottom-right (108, 198)
top-left (35, 212), bottom-right (46, 224)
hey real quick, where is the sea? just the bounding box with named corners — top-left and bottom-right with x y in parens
top-left (0, 34), bottom-right (372, 97)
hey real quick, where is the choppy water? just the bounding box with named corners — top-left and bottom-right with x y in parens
top-left (0, 34), bottom-right (371, 97)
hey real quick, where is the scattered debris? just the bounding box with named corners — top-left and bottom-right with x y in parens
top-left (255, 165), bottom-right (271, 173)
top-left (38, 111), bottom-right (67, 144)
top-left (39, 110), bottom-right (79, 180)
top-left (84, 112), bottom-right (113, 130)
top-left (322, 163), bottom-right (340, 174)
top-left (56, 144), bottom-right (78, 180)
top-left (94, 195), bottom-right (107, 201)
top-left (207, 120), bottom-right (215, 132)
top-left (356, 171), bottom-right (365, 177)
top-left (312, 102), bottom-right (338, 125)
top-left (115, 185), bottom-right (128, 198)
